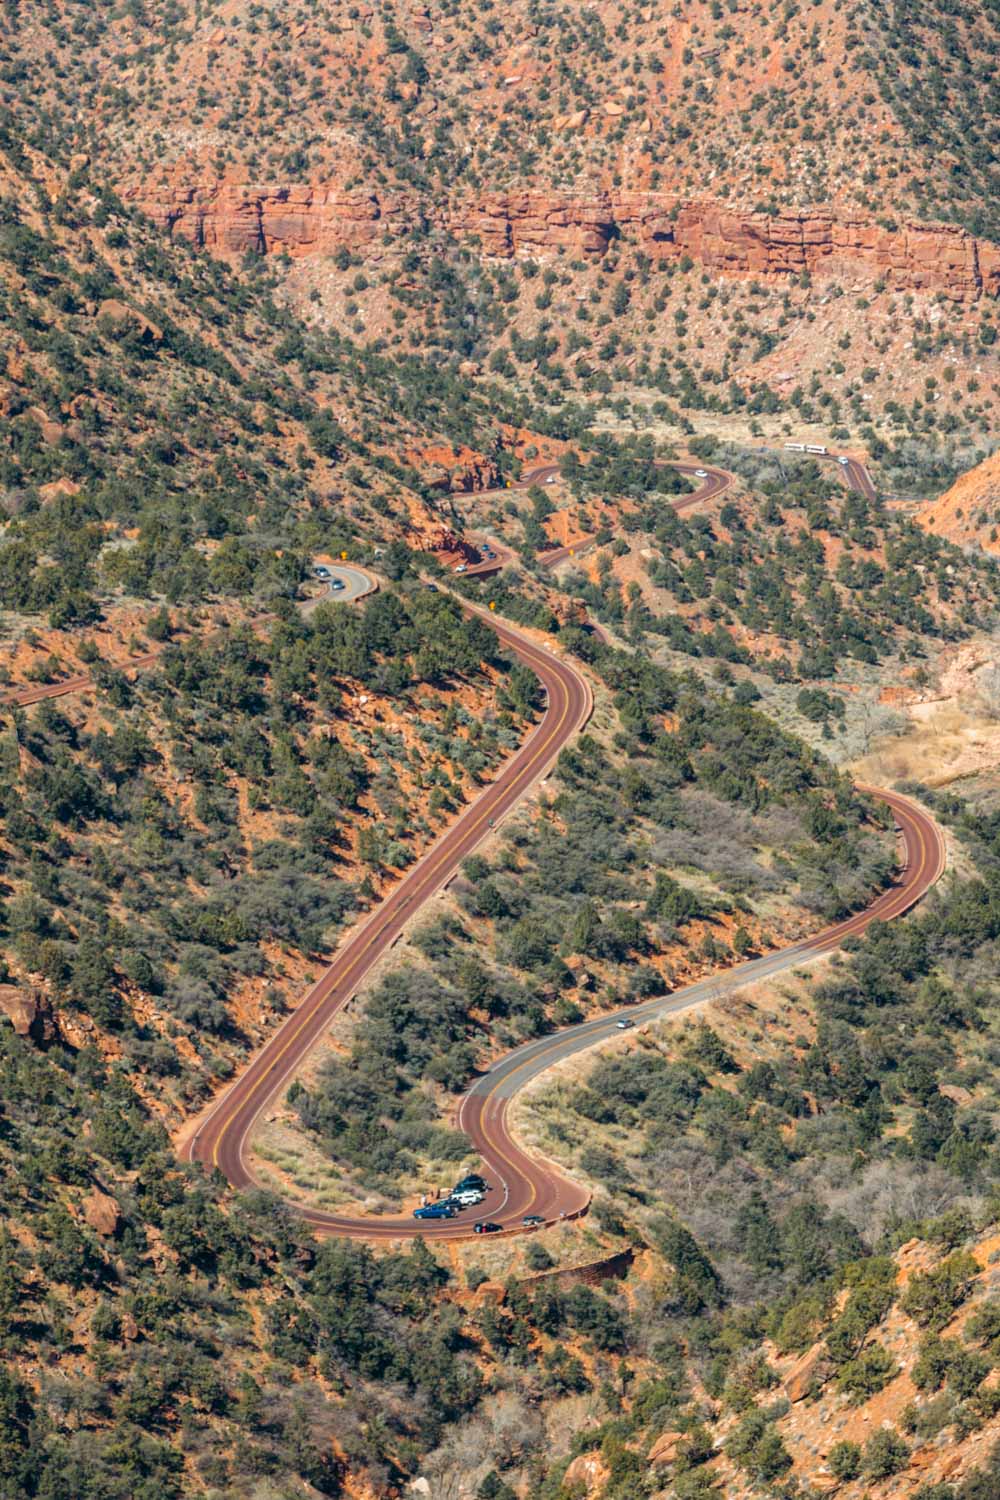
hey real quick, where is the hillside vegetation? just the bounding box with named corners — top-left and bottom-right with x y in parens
top-left (4, 0), bottom-right (996, 232)
top-left (385, 776), bottom-right (1000, 1497)
top-left (287, 644), bottom-right (893, 1202)
top-left (1, 0), bottom-right (998, 470)
top-left (1, 4), bottom-right (1000, 1498)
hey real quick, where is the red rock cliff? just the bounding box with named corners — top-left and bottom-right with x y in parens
top-left (127, 182), bottom-right (1000, 300)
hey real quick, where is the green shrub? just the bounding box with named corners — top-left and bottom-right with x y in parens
top-left (828, 1440), bottom-right (862, 1480)
top-left (863, 1427), bottom-right (909, 1480)
top-left (835, 1343), bottom-right (899, 1404)
top-left (901, 1253), bottom-right (979, 1331)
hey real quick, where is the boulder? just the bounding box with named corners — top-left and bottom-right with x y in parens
top-left (783, 1346), bottom-right (833, 1403)
top-left (0, 985), bottom-right (56, 1044)
top-left (648, 1431), bottom-right (684, 1465)
top-left (563, 1452), bottom-right (610, 1494)
top-left (81, 1187), bottom-right (122, 1239)
top-left (97, 299), bottom-right (163, 344)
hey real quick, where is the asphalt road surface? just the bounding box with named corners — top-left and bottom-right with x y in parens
top-left (533, 462), bottom-right (732, 569)
top-left (182, 604), bottom-right (595, 1239)
top-left (3, 447), bottom-right (941, 1244)
top-left (835, 455), bottom-right (879, 501)
top-left (185, 470), bottom-right (947, 1239)
top-left (324, 564), bottom-right (377, 602)
top-left (454, 784), bottom-right (945, 1234)
top-left (301, 564), bottom-right (377, 613)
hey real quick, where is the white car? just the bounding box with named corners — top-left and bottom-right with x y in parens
top-left (546, 475), bottom-right (556, 484)
top-left (695, 469), bottom-right (708, 478)
top-left (838, 456), bottom-right (850, 466)
top-left (450, 1188), bottom-right (484, 1207)
top-left (456, 564), bottom-right (467, 573)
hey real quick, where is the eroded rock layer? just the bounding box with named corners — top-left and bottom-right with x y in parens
top-left (129, 183), bottom-right (1000, 299)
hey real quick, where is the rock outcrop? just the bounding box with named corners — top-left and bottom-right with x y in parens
top-left (127, 181), bottom-right (1000, 299)
top-left (917, 448), bottom-right (1000, 553)
top-left (648, 1431), bottom-right (684, 1466)
top-left (562, 1453), bottom-right (610, 1496)
top-left (406, 443), bottom-right (501, 494)
top-left (81, 1187), bottom-right (123, 1238)
top-left (0, 984), bottom-right (56, 1044)
top-left (781, 1346), bottom-right (834, 1403)
top-left (96, 298), bottom-right (163, 345)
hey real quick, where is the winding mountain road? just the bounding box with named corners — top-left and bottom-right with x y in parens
top-left (183, 455), bottom-right (947, 1242)
top-left (181, 609), bottom-right (595, 1236)
top-left (531, 462), bottom-right (732, 569)
top-left (0, 565), bottom-right (378, 710)
top-left (2, 445), bottom-right (941, 1242)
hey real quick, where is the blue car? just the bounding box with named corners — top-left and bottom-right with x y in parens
top-left (413, 1202), bottom-right (455, 1220)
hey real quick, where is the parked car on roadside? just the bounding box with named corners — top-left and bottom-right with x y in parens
top-left (448, 1188), bottom-right (485, 1208)
top-left (454, 1174), bottom-right (488, 1192)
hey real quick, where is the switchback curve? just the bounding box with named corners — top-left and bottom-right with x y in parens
top-left (1, 450), bottom-right (942, 1242)
top-left (185, 457), bottom-right (947, 1242)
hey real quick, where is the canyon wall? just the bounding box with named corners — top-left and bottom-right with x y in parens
top-left (128, 182), bottom-right (1000, 300)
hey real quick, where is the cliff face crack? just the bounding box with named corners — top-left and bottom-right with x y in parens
top-left (180, 465), bottom-right (949, 1243)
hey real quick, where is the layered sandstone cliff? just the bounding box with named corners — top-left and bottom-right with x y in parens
top-left (128, 182), bottom-right (1000, 300)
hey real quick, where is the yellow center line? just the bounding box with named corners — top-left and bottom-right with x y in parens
top-left (470, 789), bottom-right (940, 1223)
top-left (208, 630), bottom-right (586, 1173)
top-left (191, 478), bottom-right (946, 1243)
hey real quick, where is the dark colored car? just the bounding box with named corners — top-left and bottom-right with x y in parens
top-left (474, 1221), bottom-right (503, 1235)
top-left (454, 1174), bottom-right (488, 1192)
top-left (413, 1203), bottom-right (455, 1220)
top-left (522, 1215), bottom-right (544, 1228)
